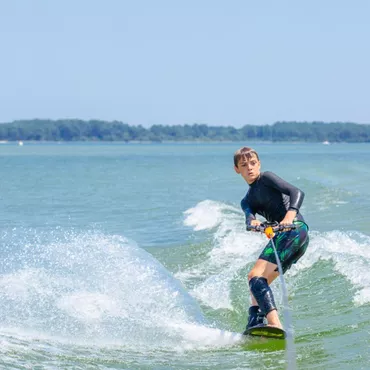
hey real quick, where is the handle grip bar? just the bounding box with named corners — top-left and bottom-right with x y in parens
top-left (246, 222), bottom-right (296, 233)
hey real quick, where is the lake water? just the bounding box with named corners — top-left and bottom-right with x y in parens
top-left (0, 142), bottom-right (369, 369)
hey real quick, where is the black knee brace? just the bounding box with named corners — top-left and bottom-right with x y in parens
top-left (249, 276), bottom-right (277, 315)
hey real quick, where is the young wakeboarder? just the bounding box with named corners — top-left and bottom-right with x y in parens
top-left (234, 146), bottom-right (309, 332)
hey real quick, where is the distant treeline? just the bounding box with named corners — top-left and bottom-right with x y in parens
top-left (0, 119), bottom-right (369, 142)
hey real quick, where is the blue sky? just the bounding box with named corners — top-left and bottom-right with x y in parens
top-left (1, 0), bottom-right (369, 127)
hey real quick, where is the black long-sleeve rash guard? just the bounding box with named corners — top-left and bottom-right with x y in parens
top-left (241, 171), bottom-right (306, 225)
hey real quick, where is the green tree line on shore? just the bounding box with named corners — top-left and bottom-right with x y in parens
top-left (0, 119), bottom-right (369, 142)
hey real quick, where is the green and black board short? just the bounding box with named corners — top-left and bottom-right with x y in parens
top-left (258, 221), bottom-right (309, 274)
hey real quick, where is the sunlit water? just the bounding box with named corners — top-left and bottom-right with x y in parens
top-left (0, 142), bottom-right (369, 369)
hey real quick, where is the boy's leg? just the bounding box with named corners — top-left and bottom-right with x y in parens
top-left (250, 268), bottom-right (281, 327)
top-left (246, 223), bottom-right (309, 329)
top-left (248, 259), bottom-right (281, 328)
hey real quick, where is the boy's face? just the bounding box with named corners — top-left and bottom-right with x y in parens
top-left (234, 154), bottom-right (261, 184)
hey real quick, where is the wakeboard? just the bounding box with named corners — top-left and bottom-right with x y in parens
top-left (244, 324), bottom-right (286, 339)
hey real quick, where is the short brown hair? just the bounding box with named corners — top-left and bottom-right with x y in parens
top-left (233, 147), bottom-right (260, 166)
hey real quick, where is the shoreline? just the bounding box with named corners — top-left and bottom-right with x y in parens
top-left (0, 140), bottom-right (368, 145)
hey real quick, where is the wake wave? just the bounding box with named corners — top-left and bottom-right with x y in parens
top-left (182, 200), bottom-right (370, 308)
top-left (294, 230), bottom-right (370, 305)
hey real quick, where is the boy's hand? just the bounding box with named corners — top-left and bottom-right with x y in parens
top-left (249, 219), bottom-right (261, 231)
top-left (280, 210), bottom-right (297, 231)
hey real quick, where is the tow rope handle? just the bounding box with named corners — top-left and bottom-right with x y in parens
top-left (246, 222), bottom-right (296, 239)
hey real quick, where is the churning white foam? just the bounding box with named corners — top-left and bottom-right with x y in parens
top-left (183, 199), bottom-right (236, 231)
top-left (167, 322), bottom-right (243, 350)
top-left (182, 200), bottom-right (266, 309)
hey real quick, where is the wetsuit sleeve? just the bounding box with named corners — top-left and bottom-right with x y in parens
top-left (241, 197), bottom-right (256, 225)
top-left (262, 171), bottom-right (305, 211)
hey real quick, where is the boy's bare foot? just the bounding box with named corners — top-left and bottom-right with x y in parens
top-left (266, 310), bottom-right (283, 329)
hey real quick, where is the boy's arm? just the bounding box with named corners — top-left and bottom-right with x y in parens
top-left (241, 198), bottom-right (259, 226)
top-left (262, 171), bottom-right (305, 211)
top-left (262, 171), bottom-right (305, 224)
